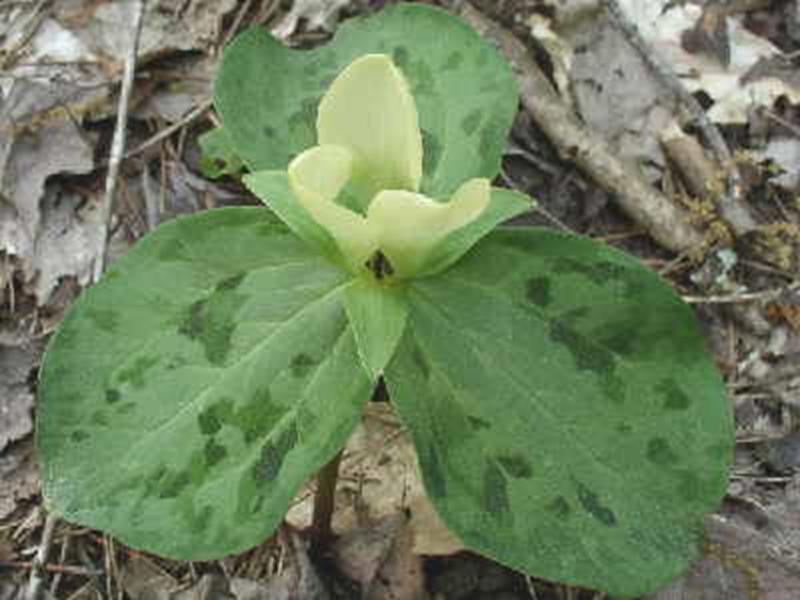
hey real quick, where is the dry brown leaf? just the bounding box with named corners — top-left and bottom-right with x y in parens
top-left (0, 438), bottom-right (39, 520)
top-left (286, 403), bottom-right (464, 556)
top-left (0, 342), bottom-right (41, 451)
top-left (120, 554), bottom-right (179, 600)
top-left (333, 513), bottom-right (405, 590)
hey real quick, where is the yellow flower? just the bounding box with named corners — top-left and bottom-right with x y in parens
top-left (288, 54), bottom-right (489, 278)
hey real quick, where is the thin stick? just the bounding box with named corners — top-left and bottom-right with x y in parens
top-left (309, 450), bottom-right (344, 551)
top-left (682, 281), bottom-right (800, 304)
top-left (93, 0), bottom-right (147, 282)
top-left (4, 560), bottom-right (102, 578)
top-left (25, 513), bottom-right (58, 600)
top-left (115, 99), bottom-right (212, 164)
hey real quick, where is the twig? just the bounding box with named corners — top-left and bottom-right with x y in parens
top-left (455, 2), bottom-right (706, 254)
top-left (221, 0), bottom-right (255, 48)
top-left (93, 0), bottom-right (147, 282)
top-left (25, 513), bottom-right (58, 600)
top-left (0, 0), bottom-right (50, 70)
top-left (600, 0), bottom-right (757, 236)
top-left (104, 98), bottom-right (213, 165)
top-left (3, 560), bottom-right (102, 578)
top-left (682, 281), bottom-right (800, 304)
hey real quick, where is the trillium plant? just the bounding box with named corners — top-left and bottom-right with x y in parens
top-left (38, 4), bottom-right (733, 597)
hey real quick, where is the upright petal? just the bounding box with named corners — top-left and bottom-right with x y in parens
top-left (367, 178), bottom-right (491, 277)
top-left (317, 54), bottom-right (423, 198)
top-left (288, 145), bottom-right (379, 272)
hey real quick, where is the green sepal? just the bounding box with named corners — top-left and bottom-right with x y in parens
top-left (416, 187), bottom-right (532, 278)
top-left (243, 170), bottom-right (349, 271)
top-left (343, 278), bottom-right (409, 379)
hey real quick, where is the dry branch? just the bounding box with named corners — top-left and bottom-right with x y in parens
top-left (455, 2), bottom-right (706, 254)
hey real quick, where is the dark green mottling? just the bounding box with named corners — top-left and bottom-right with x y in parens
top-left (443, 51), bottom-right (463, 70)
top-left (288, 97), bottom-right (318, 134)
top-left (647, 437), bottom-right (680, 466)
top-left (577, 482), bottom-right (617, 526)
top-left (496, 453), bottom-right (533, 479)
top-left (158, 470), bottom-right (191, 499)
top-left (199, 390), bottom-right (280, 445)
top-left (601, 328), bottom-right (638, 356)
top-left (549, 319), bottom-right (615, 375)
top-left (553, 257), bottom-right (628, 286)
top-left (91, 411), bottom-right (108, 426)
top-left (177, 279), bottom-right (247, 366)
top-left (467, 415), bottom-right (491, 431)
top-left (117, 355), bottom-right (159, 389)
top-left (547, 496), bottom-right (571, 519)
top-left (483, 461), bottom-right (510, 515)
top-left (290, 353), bottom-right (318, 378)
top-left (525, 277), bottom-right (551, 307)
top-left (198, 406), bottom-right (222, 436)
top-left (460, 109), bottom-right (482, 135)
top-left (392, 46), bottom-right (409, 68)
top-left (215, 272), bottom-right (246, 292)
top-left (70, 430), bottom-right (88, 443)
top-left (657, 379), bottom-right (692, 411)
top-left (421, 128), bottom-right (442, 178)
top-left (204, 437), bottom-right (227, 467)
top-left (253, 423), bottom-right (298, 482)
top-left (105, 388), bottom-right (121, 404)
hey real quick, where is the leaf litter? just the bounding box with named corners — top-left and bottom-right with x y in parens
top-left (1, 0), bottom-right (799, 598)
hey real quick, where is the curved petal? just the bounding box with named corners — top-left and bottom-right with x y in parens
top-left (317, 54), bottom-right (422, 197)
top-left (367, 178), bottom-right (491, 277)
top-left (288, 145), bottom-right (378, 272)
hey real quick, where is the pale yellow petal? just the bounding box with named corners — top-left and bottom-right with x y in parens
top-left (288, 145), bottom-right (378, 271)
top-left (367, 178), bottom-right (491, 276)
top-left (317, 54), bottom-right (422, 196)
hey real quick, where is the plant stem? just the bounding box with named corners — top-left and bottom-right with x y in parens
top-left (310, 449), bottom-right (343, 551)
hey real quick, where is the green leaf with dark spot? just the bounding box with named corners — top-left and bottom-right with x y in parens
top-left (37, 207), bottom-right (372, 560)
top-left (385, 227), bottom-right (733, 598)
top-left (215, 4), bottom-right (518, 197)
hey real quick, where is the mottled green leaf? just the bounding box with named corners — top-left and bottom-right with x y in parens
top-left (215, 3), bottom-right (518, 197)
top-left (198, 128), bottom-right (244, 179)
top-left (385, 228), bottom-right (733, 597)
top-left (38, 208), bottom-right (372, 560)
top-left (343, 278), bottom-right (408, 379)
